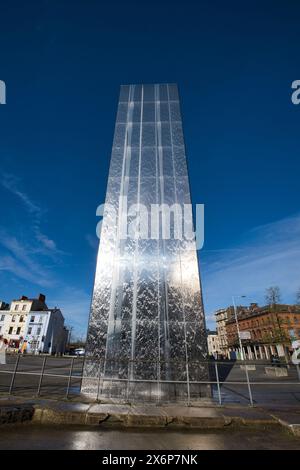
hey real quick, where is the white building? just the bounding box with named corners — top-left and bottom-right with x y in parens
top-left (215, 307), bottom-right (233, 356)
top-left (0, 301), bottom-right (9, 338)
top-left (23, 308), bottom-right (68, 354)
top-left (1, 294), bottom-right (68, 354)
top-left (207, 331), bottom-right (220, 358)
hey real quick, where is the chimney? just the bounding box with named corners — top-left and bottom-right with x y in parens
top-left (38, 294), bottom-right (46, 302)
top-left (21, 296), bottom-right (28, 300)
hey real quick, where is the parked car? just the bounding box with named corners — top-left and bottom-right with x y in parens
top-left (74, 348), bottom-right (85, 356)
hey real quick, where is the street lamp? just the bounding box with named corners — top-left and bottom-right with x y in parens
top-left (232, 295), bottom-right (247, 360)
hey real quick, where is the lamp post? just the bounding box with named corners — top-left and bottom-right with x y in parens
top-left (232, 295), bottom-right (246, 361)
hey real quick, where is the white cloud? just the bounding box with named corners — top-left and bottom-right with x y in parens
top-left (2, 173), bottom-right (42, 216)
top-left (1, 171), bottom-right (60, 256)
top-left (201, 213), bottom-right (300, 328)
top-left (85, 233), bottom-right (98, 250)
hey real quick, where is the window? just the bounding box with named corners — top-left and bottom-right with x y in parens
top-left (28, 327), bottom-right (32, 334)
top-left (14, 304), bottom-right (19, 311)
top-left (0, 326), bottom-right (2, 333)
top-left (0, 314), bottom-right (5, 321)
top-left (20, 315), bottom-right (24, 322)
top-left (8, 327), bottom-right (13, 334)
top-left (16, 327), bottom-right (21, 335)
top-left (38, 316), bottom-right (43, 323)
top-left (37, 327), bottom-right (41, 335)
top-left (22, 305), bottom-right (26, 311)
top-left (30, 316), bottom-right (35, 323)
top-left (12, 315), bottom-right (16, 322)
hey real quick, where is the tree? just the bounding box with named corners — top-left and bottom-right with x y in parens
top-left (265, 286), bottom-right (281, 307)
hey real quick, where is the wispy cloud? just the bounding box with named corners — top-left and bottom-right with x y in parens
top-left (0, 171), bottom-right (65, 286)
top-left (2, 173), bottom-right (42, 216)
top-left (1, 171), bottom-right (61, 257)
top-left (85, 233), bottom-right (98, 250)
top-left (201, 213), bottom-right (300, 327)
top-left (0, 232), bottom-right (55, 287)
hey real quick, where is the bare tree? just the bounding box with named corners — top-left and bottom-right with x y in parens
top-left (265, 286), bottom-right (281, 307)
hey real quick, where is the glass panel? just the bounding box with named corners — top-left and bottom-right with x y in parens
top-left (109, 147), bottom-right (125, 178)
top-left (161, 147), bottom-right (174, 177)
top-left (127, 148), bottom-right (140, 178)
top-left (168, 83), bottom-right (179, 101)
top-left (169, 102), bottom-right (181, 122)
top-left (160, 122), bottom-right (171, 146)
top-left (113, 123), bottom-right (127, 147)
top-left (159, 102), bottom-right (169, 122)
top-left (130, 123), bottom-right (141, 147)
top-left (141, 146), bottom-right (156, 177)
top-left (116, 103), bottom-right (128, 123)
top-left (132, 102), bottom-right (141, 122)
top-left (173, 146), bottom-right (187, 177)
top-left (159, 83), bottom-right (168, 101)
top-left (119, 85), bottom-right (130, 102)
top-left (142, 102), bottom-right (155, 122)
top-left (143, 84), bottom-right (155, 102)
top-left (142, 123), bottom-right (156, 146)
top-left (171, 121), bottom-right (184, 146)
top-left (132, 84), bottom-right (142, 101)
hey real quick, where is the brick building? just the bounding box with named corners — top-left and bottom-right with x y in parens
top-left (225, 303), bottom-right (300, 360)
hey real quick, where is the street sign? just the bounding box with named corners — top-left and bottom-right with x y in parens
top-left (239, 331), bottom-right (251, 340)
top-left (291, 340), bottom-right (300, 365)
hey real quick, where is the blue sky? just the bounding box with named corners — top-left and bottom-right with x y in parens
top-left (0, 0), bottom-right (299, 336)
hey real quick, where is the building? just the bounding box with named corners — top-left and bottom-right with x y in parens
top-left (2, 294), bottom-right (48, 350)
top-left (83, 83), bottom-right (208, 400)
top-left (22, 308), bottom-right (68, 355)
top-left (214, 307), bottom-right (235, 355)
top-left (207, 330), bottom-right (220, 358)
top-left (1, 294), bottom-right (68, 354)
top-left (225, 303), bottom-right (300, 360)
top-left (0, 301), bottom-right (9, 337)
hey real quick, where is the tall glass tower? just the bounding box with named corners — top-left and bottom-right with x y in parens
top-left (82, 84), bottom-right (209, 401)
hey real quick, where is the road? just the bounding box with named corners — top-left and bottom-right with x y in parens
top-left (0, 424), bottom-right (299, 450)
top-left (0, 355), bottom-right (300, 405)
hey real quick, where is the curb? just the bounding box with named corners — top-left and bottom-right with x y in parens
top-left (0, 399), bottom-right (296, 432)
top-left (32, 406), bottom-right (232, 428)
top-left (0, 404), bottom-right (35, 425)
top-left (270, 414), bottom-right (300, 437)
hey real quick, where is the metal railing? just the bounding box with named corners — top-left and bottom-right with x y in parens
top-left (0, 355), bottom-right (299, 406)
